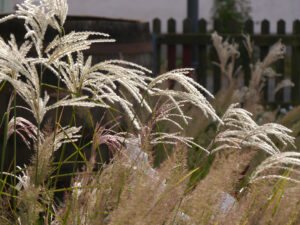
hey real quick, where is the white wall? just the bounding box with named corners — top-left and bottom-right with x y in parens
top-left (65, 0), bottom-right (213, 32)
top-left (250, 0), bottom-right (300, 33)
top-left (13, 0), bottom-right (300, 33)
top-left (0, 0), bottom-right (13, 12)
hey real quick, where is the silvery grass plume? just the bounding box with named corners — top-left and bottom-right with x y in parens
top-left (242, 33), bottom-right (253, 58)
top-left (148, 68), bottom-right (221, 123)
top-left (0, 165), bottom-right (30, 191)
top-left (249, 151), bottom-right (300, 184)
top-left (49, 55), bottom-right (153, 130)
top-left (245, 37), bottom-right (292, 104)
top-left (90, 59), bottom-right (152, 110)
top-left (152, 99), bottom-right (192, 130)
top-left (89, 118), bottom-right (126, 170)
top-left (242, 33), bottom-right (286, 91)
top-left (212, 32), bottom-right (293, 109)
top-left (0, 0), bottom-right (221, 156)
top-left (0, 67), bottom-right (101, 125)
top-left (211, 32), bottom-right (240, 80)
top-left (0, 0), bottom-right (220, 134)
top-left (48, 125), bottom-right (82, 152)
top-left (213, 103), bottom-right (295, 155)
top-left (92, 120), bottom-right (124, 154)
top-left (1, 125), bottom-right (82, 187)
top-left (274, 79), bottom-right (294, 94)
top-left (1, 125), bottom-right (82, 224)
top-left (1, 0), bottom-right (111, 62)
top-left (29, 125), bottom-right (82, 185)
top-left (45, 31), bottom-right (114, 64)
top-left (124, 97), bottom-right (210, 153)
top-left (0, 0), bottom-right (68, 57)
top-left (0, 0), bottom-right (113, 125)
top-left (7, 117), bottom-right (39, 149)
top-left (150, 132), bottom-right (208, 153)
top-left (4, 93), bottom-right (40, 148)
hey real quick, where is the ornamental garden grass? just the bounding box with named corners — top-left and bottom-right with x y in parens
top-left (0, 1), bottom-right (299, 224)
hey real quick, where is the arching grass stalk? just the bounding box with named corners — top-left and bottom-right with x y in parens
top-left (0, 110), bottom-right (9, 187)
top-left (35, 117), bottom-right (41, 186)
top-left (0, 93), bottom-right (14, 188)
top-left (12, 88), bottom-right (17, 213)
top-left (51, 141), bottom-right (92, 170)
top-left (170, 196), bottom-right (184, 224)
top-left (45, 69), bottom-right (62, 209)
top-left (286, 201), bottom-right (300, 225)
top-left (87, 111), bottom-right (103, 168)
top-left (72, 126), bottom-right (86, 174)
top-left (117, 89), bottom-right (171, 166)
top-left (0, 160), bottom-right (18, 219)
top-left (263, 168), bottom-right (292, 217)
top-left (148, 96), bottom-right (171, 165)
top-left (35, 42), bottom-right (46, 188)
top-left (52, 119), bottom-right (88, 190)
top-left (52, 106), bottom-right (76, 189)
top-left (0, 164), bottom-right (12, 196)
top-left (46, 43), bottom-right (63, 222)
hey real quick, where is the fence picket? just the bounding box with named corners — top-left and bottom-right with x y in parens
top-left (261, 19), bottom-right (270, 101)
top-left (242, 19), bottom-right (254, 86)
top-left (167, 18), bottom-right (176, 71)
top-left (276, 19), bottom-right (286, 102)
top-left (182, 18), bottom-right (193, 68)
top-left (292, 20), bottom-right (300, 103)
top-left (228, 19), bottom-right (239, 33)
top-left (153, 18), bottom-right (161, 75)
top-left (212, 19), bottom-right (222, 93)
top-left (197, 19), bottom-right (207, 87)
top-left (152, 18), bottom-right (300, 105)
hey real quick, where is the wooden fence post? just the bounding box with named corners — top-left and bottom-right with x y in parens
top-left (167, 18), bottom-right (177, 88)
top-left (242, 19), bottom-right (254, 86)
top-left (276, 19), bottom-right (286, 102)
top-left (197, 18), bottom-right (207, 87)
top-left (225, 19), bottom-right (239, 89)
top-left (292, 20), bottom-right (300, 103)
top-left (182, 18), bottom-right (193, 68)
top-left (153, 18), bottom-right (161, 76)
top-left (167, 18), bottom-right (176, 71)
top-left (228, 19), bottom-right (239, 33)
top-left (261, 19), bottom-right (270, 101)
top-left (212, 19), bottom-right (222, 93)
top-left (151, 17), bottom-right (300, 106)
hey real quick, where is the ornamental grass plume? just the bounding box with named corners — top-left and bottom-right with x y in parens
top-left (0, 125), bottom-right (82, 225)
top-left (0, 0), bottom-right (300, 224)
top-left (149, 68), bottom-right (220, 123)
top-left (245, 37), bottom-right (290, 111)
top-left (211, 31), bottom-right (240, 79)
top-left (210, 32), bottom-right (244, 115)
top-left (0, 0), bottom-right (220, 132)
top-left (7, 116), bottom-right (38, 149)
top-left (249, 151), bottom-right (300, 184)
top-left (213, 103), bottom-right (295, 155)
top-left (211, 32), bottom-right (293, 116)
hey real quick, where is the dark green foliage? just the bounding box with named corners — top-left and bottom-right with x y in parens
top-left (211, 0), bottom-right (251, 33)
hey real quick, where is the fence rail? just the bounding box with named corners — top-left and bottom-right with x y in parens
top-left (152, 18), bottom-right (300, 105)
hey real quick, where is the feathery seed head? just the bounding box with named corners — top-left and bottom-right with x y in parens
top-left (250, 151), bottom-right (300, 184)
top-left (214, 104), bottom-right (295, 155)
top-left (262, 41), bottom-right (286, 68)
top-left (211, 32), bottom-right (240, 77)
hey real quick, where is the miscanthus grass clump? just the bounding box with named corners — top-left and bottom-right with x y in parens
top-left (0, 0), bottom-right (299, 224)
